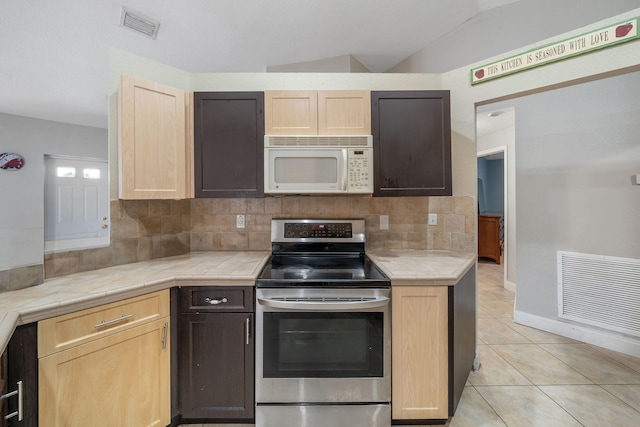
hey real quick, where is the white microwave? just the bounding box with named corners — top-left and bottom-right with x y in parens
top-left (264, 135), bottom-right (373, 194)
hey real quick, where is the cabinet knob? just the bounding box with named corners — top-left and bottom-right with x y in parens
top-left (101, 224), bottom-right (108, 229)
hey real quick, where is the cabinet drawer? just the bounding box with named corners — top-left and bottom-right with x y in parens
top-left (38, 290), bottom-right (170, 357)
top-left (181, 286), bottom-right (254, 313)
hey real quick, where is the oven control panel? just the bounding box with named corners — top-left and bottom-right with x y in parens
top-left (271, 219), bottom-right (365, 243)
top-left (284, 222), bottom-right (352, 239)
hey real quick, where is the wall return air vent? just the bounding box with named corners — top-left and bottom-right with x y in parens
top-left (119, 7), bottom-right (160, 39)
top-left (557, 251), bottom-right (640, 338)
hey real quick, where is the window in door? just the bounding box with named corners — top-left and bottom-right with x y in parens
top-left (44, 155), bottom-right (109, 253)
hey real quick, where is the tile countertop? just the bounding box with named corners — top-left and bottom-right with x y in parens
top-left (367, 250), bottom-right (476, 286)
top-left (0, 249), bottom-right (476, 354)
top-left (0, 251), bottom-right (270, 354)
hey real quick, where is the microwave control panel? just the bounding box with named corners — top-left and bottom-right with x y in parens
top-left (347, 148), bottom-right (373, 193)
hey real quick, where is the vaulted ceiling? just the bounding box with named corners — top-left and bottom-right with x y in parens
top-left (0, 1), bottom-right (636, 129)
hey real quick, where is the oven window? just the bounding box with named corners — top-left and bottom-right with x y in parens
top-left (263, 312), bottom-right (384, 378)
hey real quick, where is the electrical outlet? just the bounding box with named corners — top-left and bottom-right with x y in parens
top-left (428, 213), bottom-right (438, 225)
top-left (236, 214), bottom-right (245, 229)
top-left (379, 215), bottom-right (389, 230)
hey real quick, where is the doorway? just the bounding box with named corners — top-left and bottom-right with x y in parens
top-left (476, 107), bottom-right (515, 292)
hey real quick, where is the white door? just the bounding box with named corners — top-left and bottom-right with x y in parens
top-left (44, 156), bottom-right (109, 253)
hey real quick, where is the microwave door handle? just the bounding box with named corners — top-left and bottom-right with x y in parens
top-left (257, 296), bottom-right (390, 311)
top-left (341, 149), bottom-right (348, 192)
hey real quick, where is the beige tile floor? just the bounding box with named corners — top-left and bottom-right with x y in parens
top-left (181, 259), bottom-right (640, 426)
top-left (448, 259), bottom-right (640, 427)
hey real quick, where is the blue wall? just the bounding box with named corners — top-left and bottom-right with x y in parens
top-left (477, 157), bottom-right (504, 213)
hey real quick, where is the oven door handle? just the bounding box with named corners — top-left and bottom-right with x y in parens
top-left (257, 296), bottom-right (390, 311)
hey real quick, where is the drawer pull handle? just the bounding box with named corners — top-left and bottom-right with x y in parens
top-left (94, 314), bottom-right (133, 329)
top-left (204, 297), bottom-right (228, 305)
top-left (1, 380), bottom-right (23, 421)
top-left (161, 322), bottom-right (168, 349)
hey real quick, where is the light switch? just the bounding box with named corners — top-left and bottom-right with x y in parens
top-left (380, 215), bottom-right (389, 230)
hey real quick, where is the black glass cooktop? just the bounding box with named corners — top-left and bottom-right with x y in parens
top-left (256, 254), bottom-right (390, 288)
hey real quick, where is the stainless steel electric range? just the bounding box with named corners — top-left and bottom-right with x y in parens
top-left (255, 218), bottom-right (391, 427)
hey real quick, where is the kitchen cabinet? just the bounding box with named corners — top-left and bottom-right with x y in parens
top-left (3, 323), bottom-right (38, 427)
top-left (193, 92), bottom-right (264, 198)
top-left (119, 73), bottom-right (193, 200)
top-left (179, 286), bottom-right (254, 422)
top-left (38, 290), bottom-right (170, 427)
top-left (392, 286), bottom-right (449, 420)
top-left (391, 267), bottom-right (476, 422)
top-left (478, 213), bottom-right (503, 264)
top-left (371, 91), bottom-right (452, 197)
top-left (265, 90), bottom-right (371, 135)
top-left (1, 348), bottom-right (5, 424)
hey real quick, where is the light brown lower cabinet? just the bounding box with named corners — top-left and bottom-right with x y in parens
top-left (38, 291), bottom-right (170, 427)
top-left (392, 285), bottom-right (449, 420)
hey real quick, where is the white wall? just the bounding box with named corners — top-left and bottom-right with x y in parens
top-left (388, 0), bottom-right (640, 73)
top-left (0, 113), bottom-right (107, 270)
top-left (514, 71), bottom-right (640, 316)
top-left (439, 9), bottom-right (640, 354)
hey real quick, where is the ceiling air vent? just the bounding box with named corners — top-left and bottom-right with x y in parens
top-left (119, 7), bottom-right (160, 40)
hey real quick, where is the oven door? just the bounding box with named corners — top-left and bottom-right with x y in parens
top-left (255, 287), bottom-right (391, 404)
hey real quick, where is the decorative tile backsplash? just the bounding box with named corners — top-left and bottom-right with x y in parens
top-left (190, 195), bottom-right (475, 253)
top-left (1, 195), bottom-right (475, 289)
top-left (43, 199), bottom-right (191, 280)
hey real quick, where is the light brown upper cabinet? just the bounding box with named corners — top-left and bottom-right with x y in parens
top-left (265, 90), bottom-right (371, 135)
top-left (119, 74), bottom-right (194, 200)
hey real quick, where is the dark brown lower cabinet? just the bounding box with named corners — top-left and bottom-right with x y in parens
top-left (179, 287), bottom-right (254, 423)
top-left (5, 323), bottom-right (38, 427)
top-left (449, 267), bottom-right (476, 416)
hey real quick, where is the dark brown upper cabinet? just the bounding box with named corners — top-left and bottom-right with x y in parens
top-left (371, 91), bottom-right (452, 197)
top-left (194, 92), bottom-right (264, 198)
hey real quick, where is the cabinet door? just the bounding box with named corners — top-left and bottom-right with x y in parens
top-left (194, 92), bottom-right (264, 198)
top-left (6, 323), bottom-right (38, 427)
top-left (392, 286), bottom-right (448, 420)
top-left (264, 91), bottom-right (318, 135)
top-left (119, 74), bottom-right (191, 200)
top-left (372, 91), bottom-right (451, 197)
top-left (39, 318), bottom-right (170, 427)
top-left (318, 90), bottom-right (371, 135)
top-left (179, 312), bottom-right (254, 421)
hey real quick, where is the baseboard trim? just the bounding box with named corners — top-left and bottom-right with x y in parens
top-left (514, 310), bottom-right (640, 358)
top-left (504, 280), bottom-right (516, 293)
